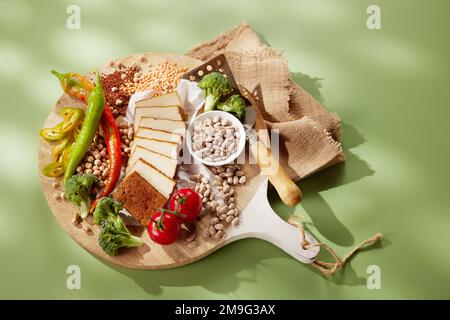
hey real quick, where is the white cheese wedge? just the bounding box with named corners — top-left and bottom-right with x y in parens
top-left (135, 91), bottom-right (181, 108)
top-left (134, 92), bottom-right (182, 131)
top-left (128, 158), bottom-right (176, 199)
top-left (135, 127), bottom-right (182, 144)
top-left (139, 117), bottom-right (186, 137)
top-left (132, 136), bottom-right (179, 159)
top-left (127, 145), bottom-right (178, 178)
top-left (135, 106), bottom-right (183, 129)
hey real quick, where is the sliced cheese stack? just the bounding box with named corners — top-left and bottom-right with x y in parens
top-left (116, 92), bottom-right (186, 225)
top-left (134, 92), bottom-right (184, 131)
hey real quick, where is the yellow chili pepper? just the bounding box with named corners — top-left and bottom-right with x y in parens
top-left (51, 138), bottom-right (69, 162)
top-left (42, 162), bottom-right (64, 177)
top-left (62, 143), bottom-right (73, 172)
top-left (40, 123), bottom-right (65, 142)
top-left (60, 107), bottom-right (84, 133)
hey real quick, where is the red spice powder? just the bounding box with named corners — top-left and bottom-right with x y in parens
top-left (101, 67), bottom-right (136, 117)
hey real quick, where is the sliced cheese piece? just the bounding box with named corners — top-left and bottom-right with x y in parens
top-left (134, 92), bottom-right (182, 131)
top-left (128, 158), bottom-right (175, 199)
top-left (135, 105), bottom-right (183, 129)
top-left (127, 145), bottom-right (178, 178)
top-left (136, 127), bottom-right (182, 144)
top-left (132, 136), bottom-right (179, 159)
top-left (136, 91), bottom-right (181, 108)
top-left (139, 117), bottom-right (186, 137)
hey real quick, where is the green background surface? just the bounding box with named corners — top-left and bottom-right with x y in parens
top-left (0, 0), bottom-right (449, 299)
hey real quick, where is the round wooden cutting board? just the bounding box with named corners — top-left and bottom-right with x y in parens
top-left (39, 52), bottom-right (319, 270)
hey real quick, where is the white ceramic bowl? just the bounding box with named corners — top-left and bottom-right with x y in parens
top-left (186, 111), bottom-right (246, 166)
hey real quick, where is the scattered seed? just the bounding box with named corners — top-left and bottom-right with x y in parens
top-left (187, 240), bottom-right (197, 248)
top-left (214, 223), bottom-right (224, 231)
top-left (186, 233), bottom-right (196, 243)
top-left (236, 170), bottom-right (245, 177)
top-left (82, 225), bottom-right (92, 235)
top-left (216, 167), bottom-right (225, 173)
top-left (201, 177), bottom-right (209, 184)
top-left (214, 230), bottom-right (224, 240)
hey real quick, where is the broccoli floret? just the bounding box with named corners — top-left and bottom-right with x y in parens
top-left (99, 221), bottom-right (143, 256)
top-left (217, 94), bottom-right (246, 120)
top-left (93, 197), bottom-right (128, 234)
top-left (94, 197), bottom-right (143, 256)
top-left (92, 197), bottom-right (123, 225)
top-left (64, 174), bottom-right (99, 218)
top-left (198, 72), bottom-right (232, 111)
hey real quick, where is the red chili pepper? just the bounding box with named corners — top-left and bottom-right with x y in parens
top-left (89, 105), bottom-right (122, 212)
top-left (52, 70), bottom-right (122, 209)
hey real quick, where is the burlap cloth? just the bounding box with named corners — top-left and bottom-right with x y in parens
top-left (186, 22), bottom-right (345, 181)
top-left (186, 24), bottom-right (384, 274)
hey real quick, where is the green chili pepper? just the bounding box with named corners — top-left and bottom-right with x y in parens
top-left (42, 162), bottom-right (64, 177)
top-left (39, 123), bottom-right (65, 141)
top-left (60, 107), bottom-right (84, 133)
top-left (63, 72), bottom-right (105, 183)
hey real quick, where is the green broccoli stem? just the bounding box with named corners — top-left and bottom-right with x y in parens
top-left (80, 199), bottom-right (90, 219)
top-left (204, 95), bottom-right (219, 112)
top-left (123, 234), bottom-right (144, 248)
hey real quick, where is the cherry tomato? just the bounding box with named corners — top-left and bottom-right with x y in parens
top-left (169, 188), bottom-right (202, 222)
top-left (147, 211), bottom-right (180, 245)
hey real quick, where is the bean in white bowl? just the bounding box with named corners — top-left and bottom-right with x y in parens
top-left (191, 116), bottom-right (240, 162)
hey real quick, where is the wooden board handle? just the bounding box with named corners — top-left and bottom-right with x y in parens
top-left (250, 140), bottom-right (302, 207)
top-left (225, 178), bottom-right (319, 264)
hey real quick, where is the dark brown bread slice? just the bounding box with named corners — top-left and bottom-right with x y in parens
top-left (112, 171), bottom-right (167, 226)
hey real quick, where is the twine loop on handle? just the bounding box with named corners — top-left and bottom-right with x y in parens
top-left (288, 218), bottom-right (383, 275)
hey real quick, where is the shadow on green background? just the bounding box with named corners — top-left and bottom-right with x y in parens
top-left (1, 0), bottom-right (450, 299)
